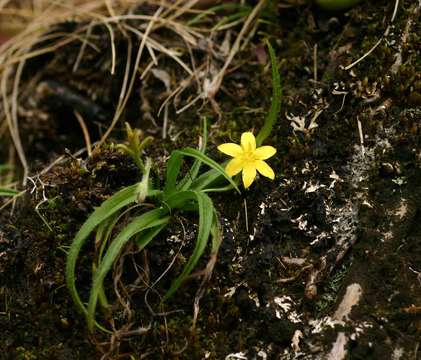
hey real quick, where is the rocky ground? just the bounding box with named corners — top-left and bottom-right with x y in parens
top-left (0, 0), bottom-right (420, 359)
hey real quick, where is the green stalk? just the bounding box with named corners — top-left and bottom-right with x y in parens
top-left (256, 41), bottom-right (281, 147)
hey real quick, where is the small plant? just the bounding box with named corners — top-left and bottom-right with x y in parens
top-left (115, 123), bottom-right (153, 174)
top-left (66, 123), bottom-right (239, 332)
top-left (65, 41), bottom-right (281, 332)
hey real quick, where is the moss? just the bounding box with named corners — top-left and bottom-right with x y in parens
top-left (1, 0), bottom-right (421, 357)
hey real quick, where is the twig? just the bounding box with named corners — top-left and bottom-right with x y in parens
top-left (74, 111), bottom-right (93, 157)
top-left (345, 0), bottom-right (400, 71)
top-left (97, 6), bottom-right (164, 148)
top-left (313, 44), bottom-right (318, 83)
top-left (344, 27), bottom-right (389, 71)
top-left (391, 0), bottom-right (399, 23)
top-left (203, 0), bottom-right (266, 99)
top-left (357, 116), bottom-right (364, 157)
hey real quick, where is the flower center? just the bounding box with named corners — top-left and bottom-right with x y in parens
top-left (241, 151), bottom-right (255, 162)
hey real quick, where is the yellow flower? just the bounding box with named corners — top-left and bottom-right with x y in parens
top-left (217, 132), bottom-right (276, 189)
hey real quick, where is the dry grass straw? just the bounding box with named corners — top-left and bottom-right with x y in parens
top-left (0, 0), bottom-right (267, 184)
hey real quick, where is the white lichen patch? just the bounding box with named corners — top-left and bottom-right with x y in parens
top-left (303, 181), bottom-right (326, 193)
top-left (391, 347), bottom-right (404, 360)
top-left (259, 202), bottom-right (266, 215)
top-left (382, 231), bottom-right (393, 241)
top-left (394, 198), bottom-right (408, 219)
top-left (309, 316), bottom-right (344, 334)
top-left (287, 311), bottom-right (303, 324)
top-left (291, 329), bottom-right (303, 352)
top-left (333, 283), bottom-right (363, 322)
top-left (274, 295), bottom-right (293, 313)
top-left (329, 170), bottom-right (343, 189)
top-left (349, 321), bottom-right (373, 341)
top-left (280, 256), bottom-right (307, 266)
top-left (168, 234), bottom-right (183, 243)
top-left (225, 352), bottom-right (247, 360)
top-left (249, 292), bottom-right (260, 308)
top-left (271, 296), bottom-right (303, 323)
top-left (309, 231), bottom-right (330, 246)
top-left (292, 214), bottom-right (308, 231)
top-left (257, 350), bottom-right (267, 359)
top-left (327, 332), bottom-right (348, 360)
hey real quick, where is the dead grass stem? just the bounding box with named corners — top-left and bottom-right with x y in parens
top-left (0, 0), bottom-right (266, 187)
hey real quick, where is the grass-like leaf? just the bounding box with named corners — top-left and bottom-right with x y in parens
top-left (87, 208), bottom-right (169, 331)
top-left (0, 188), bottom-right (19, 196)
top-left (210, 211), bottom-right (222, 253)
top-left (256, 41), bottom-right (281, 147)
top-left (177, 119), bottom-right (208, 191)
top-left (213, 8), bottom-right (252, 31)
top-left (163, 151), bottom-right (184, 196)
top-left (178, 148), bottom-right (240, 194)
top-left (187, 2), bottom-right (251, 25)
top-left (66, 183), bottom-right (141, 316)
top-left (162, 190), bottom-right (214, 302)
top-left (135, 221), bottom-right (168, 249)
top-left (190, 168), bottom-right (223, 191)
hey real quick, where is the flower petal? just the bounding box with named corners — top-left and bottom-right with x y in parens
top-left (217, 143), bottom-right (243, 157)
top-left (225, 158), bottom-right (243, 177)
top-left (242, 163), bottom-right (256, 189)
top-left (240, 132), bottom-right (256, 152)
top-left (255, 160), bottom-right (275, 179)
top-left (254, 146), bottom-right (276, 160)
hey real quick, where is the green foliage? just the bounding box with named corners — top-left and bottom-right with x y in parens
top-left (187, 1), bottom-right (277, 29)
top-left (66, 121), bottom-right (236, 332)
top-left (191, 40), bottom-right (281, 189)
top-left (161, 190), bottom-right (215, 302)
top-left (0, 164), bottom-right (19, 197)
top-left (116, 122), bottom-right (153, 173)
top-left (66, 42), bottom-right (281, 333)
top-left (256, 41), bottom-right (281, 147)
top-left (187, 3), bottom-right (252, 27)
top-left (65, 184), bottom-right (148, 323)
top-left (87, 209), bottom-right (170, 330)
top-left (0, 188), bottom-right (19, 196)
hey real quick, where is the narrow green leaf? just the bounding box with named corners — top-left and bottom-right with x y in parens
top-left (163, 151), bottom-right (184, 196)
top-left (213, 9), bottom-right (251, 31)
top-left (0, 164), bottom-right (11, 171)
top-left (177, 118), bottom-right (208, 191)
top-left (177, 148), bottom-right (240, 194)
top-left (189, 162), bottom-right (239, 193)
top-left (87, 208), bottom-right (169, 331)
top-left (164, 189), bottom-right (197, 209)
top-left (97, 213), bottom-right (121, 263)
top-left (135, 221), bottom-right (168, 248)
top-left (94, 216), bottom-right (118, 309)
top-left (210, 212), bottom-right (222, 253)
top-left (187, 2), bottom-right (251, 25)
top-left (0, 188), bottom-right (19, 196)
top-left (66, 183), bottom-right (140, 316)
top-left (92, 262), bottom-right (110, 310)
top-left (162, 191), bottom-right (214, 302)
top-left (190, 168), bottom-right (223, 191)
top-left (256, 41), bottom-right (281, 147)
top-left (203, 183), bottom-right (237, 193)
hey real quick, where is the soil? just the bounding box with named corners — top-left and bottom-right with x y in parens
top-left (1, 1), bottom-right (420, 359)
